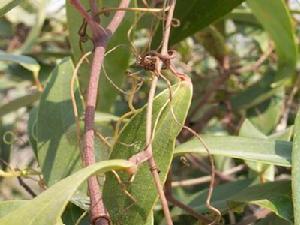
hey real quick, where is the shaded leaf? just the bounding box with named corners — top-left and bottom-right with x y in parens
top-left (103, 81), bottom-right (193, 225)
top-left (247, 0), bottom-right (297, 82)
top-left (175, 135), bottom-right (291, 167)
top-left (37, 57), bottom-right (83, 185)
top-left (153, 0), bottom-right (245, 46)
top-left (255, 214), bottom-right (291, 225)
top-left (0, 0), bottom-right (22, 16)
top-left (230, 180), bottom-right (293, 222)
top-left (172, 179), bottom-right (253, 216)
top-left (0, 160), bottom-right (134, 225)
top-left (0, 50), bottom-right (40, 73)
top-left (247, 89), bottom-right (284, 135)
top-left (229, 71), bottom-right (281, 111)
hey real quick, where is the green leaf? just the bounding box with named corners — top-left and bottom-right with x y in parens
top-left (172, 179), bottom-right (253, 216)
top-left (37, 57), bottom-right (83, 185)
top-left (66, 1), bottom-right (133, 112)
top-left (247, 0), bottom-right (297, 82)
top-left (239, 119), bottom-right (267, 139)
top-left (0, 50), bottom-right (40, 73)
top-left (103, 81), bottom-right (193, 225)
top-left (0, 92), bottom-right (40, 117)
top-left (0, 160), bottom-right (134, 225)
top-left (0, 200), bottom-right (24, 218)
top-left (247, 89), bottom-right (284, 135)
top-left (0, 0), bottom-right (22, 16)
top-left (239, 120), bottom-right (275, 182)
top-left (269, 126), bottom-right (294, 141)
top-left (255, 214), bottom-right (291, 225)
top-left (62, 203), bottom-right (89, 225)
top-left (152, 0), bottom-right (245, 46)
top-left (292, 109), bottom-right (300, 225)
top-left (229, 71), bottom-right (281, 111)
top-left (230, 180), bottom-right (293, 222)
top-left (175, 135), bottom-right (291, 167)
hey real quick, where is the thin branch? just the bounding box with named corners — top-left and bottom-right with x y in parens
top-left (236, 43), bottom-right (273, 74)
top-left (172, 164), bottom-right (245, 187)
top-left (69, 1), bottom-right (130, 224)
top-left (165, 172), bottom-right (212, 224)
top-left (17, 176), bottom-right (36, 198)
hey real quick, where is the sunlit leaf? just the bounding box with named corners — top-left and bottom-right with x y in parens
top-left (175, 135), bottom-right (291, 167)
top-left (0, 160), bottom-right (134, 225)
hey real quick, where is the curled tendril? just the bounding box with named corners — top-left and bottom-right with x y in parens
top-left (3, 131), bottom-right (16, 145)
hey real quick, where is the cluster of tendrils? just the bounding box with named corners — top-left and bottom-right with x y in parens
top-left (136, 49), bottom-right (187, 80)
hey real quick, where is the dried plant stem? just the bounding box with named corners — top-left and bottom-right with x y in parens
top-left (172, 164), bottom-right (245, 187)
top-left (145, 75), bottom-right (174, 225)
top-left (144, 1), bottom-right (177, 224)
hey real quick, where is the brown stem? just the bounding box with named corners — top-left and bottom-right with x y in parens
top-left (69, 1), bottom-right (130, 224)
top-left (144, 1), bottom-right (177, 224)
top-left (172, 164), bottom-right (245, 187)
top-left (165, 172), bottom-right (212, 224)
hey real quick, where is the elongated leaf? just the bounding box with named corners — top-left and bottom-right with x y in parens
top-left (247, 0), bottom-right (297, 82)
top-left (103, 81), bottom-right (193, 225)
top-left (247, 89), bottom-right (284, 135)
top-left (66, 1), bottom-right (132, 112)
top-left (0, 92), bottom-right (40, 117)
top-left (0, 50), bottom-right (40, 73)
top-left (0, 0), bottom-right (22, 16)
top-left (175, 135), bottom-right (291, 167)
top-left (0, 160), bottom-right (134, 225)
top-left (230, 180), bottom-right (292, 221)
top-left (292, 109), bottom-right (300, 225)
top-left (37, 57), bottom-right (83, 185)
top-left (172, 179), bottom-right (253, 216)
top-left (152, 0), bottom-right (245, 46)
top-left (239, 119), bottom-right (267, 139)
top-left (255, 214), bottom-right (291, 225)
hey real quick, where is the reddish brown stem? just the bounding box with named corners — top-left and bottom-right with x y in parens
top-left (69, 1), bottom-right (130, 224)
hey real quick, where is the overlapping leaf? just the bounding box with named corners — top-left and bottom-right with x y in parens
top-left (0, 160), bottom-right (134, 225)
